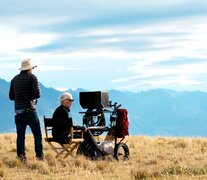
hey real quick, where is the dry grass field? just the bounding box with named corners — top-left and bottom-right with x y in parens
top-left (0, 134), bottom-right (207, 179)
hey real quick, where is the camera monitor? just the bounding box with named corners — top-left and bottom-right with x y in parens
top-left (79, 91), bottom-right (109, 109)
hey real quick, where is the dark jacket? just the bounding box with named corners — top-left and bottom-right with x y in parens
top-left (52, 105), bottom-right (73, 142)
top-left (9, 71), bottom-right (41, 110)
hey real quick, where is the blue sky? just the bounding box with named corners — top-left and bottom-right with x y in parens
top-left (1, 0), bottom-right (207, 92)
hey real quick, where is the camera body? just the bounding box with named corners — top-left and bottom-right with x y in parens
top-left (79, 91), bottom-right (109, 109)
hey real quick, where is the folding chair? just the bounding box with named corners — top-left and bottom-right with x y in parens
top-left (44, 116), bottom-right (84, 158)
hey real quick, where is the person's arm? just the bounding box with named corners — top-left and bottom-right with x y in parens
top-left (30, 74), bottom-right (41, 100)
top-left (9, 81), bottom-right (15, 101)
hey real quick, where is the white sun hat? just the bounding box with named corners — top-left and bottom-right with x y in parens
top-left (18, 59), bottom-right (37, 70)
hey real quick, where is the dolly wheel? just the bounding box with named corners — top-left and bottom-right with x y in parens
top-left (114, 143), bottom-right (130, 161)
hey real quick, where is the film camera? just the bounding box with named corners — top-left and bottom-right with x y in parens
top-left (78, 91), bottom-right (130, 160)
top-left (79, 91), bottom-right (109, 135)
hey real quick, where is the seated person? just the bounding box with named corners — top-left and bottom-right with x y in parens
top-left (52, 92), bottom-right (106, 157)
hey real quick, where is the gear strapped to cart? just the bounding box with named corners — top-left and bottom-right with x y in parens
top-left (77, 91), bottom-right (130, 161)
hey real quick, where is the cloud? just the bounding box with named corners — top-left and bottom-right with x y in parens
top-left (36, 66), bottom-right (80, 72)
top-left (1, 1), bottom-right (207, 91)
top-left (0, 25), bottom-right (59, 54)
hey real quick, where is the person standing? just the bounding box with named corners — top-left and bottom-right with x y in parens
top-left (9, 59), bottom-right (44, 162)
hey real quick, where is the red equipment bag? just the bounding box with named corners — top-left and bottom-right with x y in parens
top-left (115, 109), bottom-right (129, 138)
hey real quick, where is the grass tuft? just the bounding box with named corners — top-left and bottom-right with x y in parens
top-left (0, 168), bottom-right (4, 177)
top-left (2, 157), bottom-right (20, 168)
top-left (27, 161), bottom-right (50, 174)
top-left (131, 169), bottom-right (152, 179)
top-left (44, 153), bottom-right (57, 166)
top-left (162, 166), bottom-right (207, 176)
top-left (174, 140), bottom-right (188, 149)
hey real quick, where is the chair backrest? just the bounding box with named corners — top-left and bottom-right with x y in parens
top-left (43, 116), bottom-right (84, 145)
top-left (44, 117), bottom-right (54, 127)
top-left (44, 116), bottom-right (53, 139)
top-left (43, 116), bottom-right (74, 138)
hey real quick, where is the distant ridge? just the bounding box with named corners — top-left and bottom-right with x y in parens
top-left (1, 78), bottom-right (207, 137)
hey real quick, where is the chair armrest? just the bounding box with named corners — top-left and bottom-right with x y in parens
top-left (70, 127), bottom-right (84, 140)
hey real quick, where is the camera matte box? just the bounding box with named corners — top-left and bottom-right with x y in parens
top-left (79, 91), bottom-right (109, 109)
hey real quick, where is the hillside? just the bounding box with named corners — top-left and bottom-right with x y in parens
top-left (1, 78), bottom-right (207, 136)
top-left (0, 134), bottom-right (207, 179)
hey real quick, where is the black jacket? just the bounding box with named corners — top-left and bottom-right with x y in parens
top-left (9, 71), bottom-right (41, 110)
top-left (52, 105), bottom-right (73, 141)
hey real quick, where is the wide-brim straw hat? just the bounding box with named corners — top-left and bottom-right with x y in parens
top-left (18, 59), bottom-right (37, 70)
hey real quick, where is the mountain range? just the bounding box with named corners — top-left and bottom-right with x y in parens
top-left (1, 78), bottom-right (207, 137)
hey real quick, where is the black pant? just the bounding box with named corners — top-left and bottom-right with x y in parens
top-left (15, 111), bottom-right (43, 158)
top-left (73, 126), bottom-right (102, 154)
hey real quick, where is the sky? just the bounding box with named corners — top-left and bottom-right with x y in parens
top-left (1, 0), bottom-right (207, 92)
